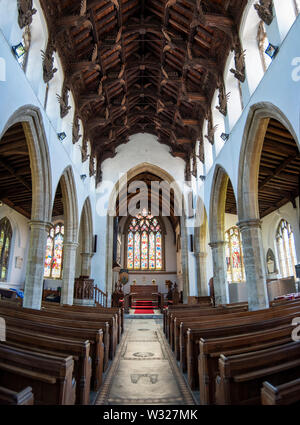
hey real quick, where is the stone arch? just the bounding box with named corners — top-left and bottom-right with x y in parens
top-left (237, 103), bottom-right (299, 310)
top-left (53, 166), bottom-right (79, 305)
top-left (1, 106), bottom-right (52, 309)
top-left (238, 102), bottom-right (299, 221)
top-left (194, 196), bottom-right (210, 296)
top-left (209, 165), bottom-right (236, 304)
top-left (0, 105), bottom-right (52, 222)
top-left (105, 162), bottom-right (188, 304)
top-left (78, 197), bottom-right (94, 277)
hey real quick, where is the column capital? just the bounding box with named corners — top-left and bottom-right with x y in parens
top-left (237, 218), bottom-right (262, 231)
top-left (208, 240), bottom-right (225, 249)
top-left (28, 220), bottom-right (53, 231)
top-left (81, 252), bottom-right (94, 258)
top-left (194, 251), bottom-right (207, 259)
top-left (64, 241), bottom-right (79, 249)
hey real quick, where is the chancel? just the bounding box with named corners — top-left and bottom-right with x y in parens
top-left (0, 0), bottom-right (299, 408)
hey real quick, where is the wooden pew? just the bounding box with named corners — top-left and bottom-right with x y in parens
top-left (198, 323), bottom-right (294, 404)
top-left (0, 300), bottom-right (117, 359)
top-left (0, 343), bottom-right (76, 405)
top-left (172, 305), bottom-right (248, 356)
top-left (0, 386), bottom-right (34, 405)
top-left (182, 306), bottom-right (300, 389)
top-left (0, 311), bottom-right (105, 391)
top-left (215, 341), bottom-right (300, 405)
top-left (42, 301), bottom-right (124, 340)
top-left (0, 303), bottom-right (112, 364)
top-left (5, 326), bottom-right (91, 405)
top-left (261, 378), bottom-right (300, 405)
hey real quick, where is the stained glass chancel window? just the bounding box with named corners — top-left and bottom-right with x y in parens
top-left (127, 209), bottom-right (164, 271)
top-left (225, 226), bottom-right (245, 283)
top-left (44, 223), bottom-right (64, 279)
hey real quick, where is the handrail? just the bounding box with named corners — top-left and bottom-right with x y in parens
top-left (93, 286), bottom-right (108, 307)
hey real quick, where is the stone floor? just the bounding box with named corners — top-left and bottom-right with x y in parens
top-left (95, 317), bottom-right (196, 405)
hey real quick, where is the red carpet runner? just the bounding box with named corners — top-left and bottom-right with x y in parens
top-left (133, 300), bottom-right (155, 314)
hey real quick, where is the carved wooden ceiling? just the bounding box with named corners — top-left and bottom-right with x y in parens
top-left (225, 119), bottom-right (300, 218)
top-left (40, 0), bottom-right (248, 183)
top-left (0, 123), bottom-right (32, 218)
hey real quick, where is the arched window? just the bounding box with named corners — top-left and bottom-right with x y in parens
top-left (44, 223), bottom-right (64, 279)
top-left (225, 226), bottom-right (245, 283)
top-left (0, 218), bottom-right (12, 281)
top-left (276, 219), bottom-right (297, 278)
top-left (126, 210), bottom-right (164, 271)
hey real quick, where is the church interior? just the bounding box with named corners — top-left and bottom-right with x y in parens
top-left (0, 0), bottom-right (300, 408)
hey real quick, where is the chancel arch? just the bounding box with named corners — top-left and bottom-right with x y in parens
top-left (106, 162), bottom-right (187, 302)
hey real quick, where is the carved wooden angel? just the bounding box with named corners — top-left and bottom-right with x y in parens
top-left (254, 0), bottom-right (274, 26)
top-left (57, 86), bottom-right (71, 119)
top-left (17, 0), bottom-right (37, 29)
top-left (72, 116), bottom-right (82, 144)
top-left (41, 43), bottom-right (57, 83)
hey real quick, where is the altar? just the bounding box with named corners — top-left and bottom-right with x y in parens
top-left (130, 284), bottom-right (158, 303)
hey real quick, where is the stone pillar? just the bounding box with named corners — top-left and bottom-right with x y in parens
top-left (61, 241), bottom-right (79, 305)
top-left (238, 219), bottom-right (269, 310)
top-left (194, 251), bottom-right (208, 296)
top-left (208, 241), bottom-right (229, 305)
top-left (23, 220), bottom-right (52, 310)
top-left (81, 252), bottom-right (93, 277)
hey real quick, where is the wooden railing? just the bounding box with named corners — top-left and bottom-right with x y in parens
top-left (94, 286), bottom-right (108, 307)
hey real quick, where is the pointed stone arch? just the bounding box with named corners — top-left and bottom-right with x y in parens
top-left (194, 196), bottom-right (209, 296)
top-left (0, 106), bottom-right (52, 309)
top-left (78, 197), bottom-right (94, 277)
top-left (237, 102), bottom-right (299, 310)
top-left (55, 166), bottom-right (79, 305)
top-left (209, 165), bottom-right (237, 305)
top-left (105, 162), bottom-right (189, 304)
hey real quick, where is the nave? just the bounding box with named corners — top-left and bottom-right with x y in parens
top-left (1, 293), bottom-right (300, 406)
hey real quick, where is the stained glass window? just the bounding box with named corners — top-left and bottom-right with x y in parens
top-left (276, 219), bottom-right (297, 279)
top-left (225, 226), bottom-right (245, 283)
top-left (0, 218), bottom-right (12, 281)
top-left (127, 209), bottom-right (164, 271)
top-left (44, 223), bottom-right (64, 279)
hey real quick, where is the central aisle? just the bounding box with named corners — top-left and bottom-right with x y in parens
top-left (95, 318), bottom-right (195, 405)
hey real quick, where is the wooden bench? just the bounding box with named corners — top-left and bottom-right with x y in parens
top-left (0, 385), bottom-right (34, 405)
top-left (0, 302), bottom-right (112, 363)
top-left (0, 300), bottom-right (117, 358)
top-left (198, 323), bottom-right (294, 404)
top-left (172, 304), bottom-right (248, 356)
top-left (42, 301), bottom-right (124, 341)
top-left (0, 343), bottom-right (76, 405)
top-left (261, 378), bottom-right (300, 405)
top-left (215, 341), bottom-right (300, 405)
top-left (5, 326), bottom-right (91, 405)
top-left (0, 310), bottom-right (105, 391)
top-left (182, 305), bottom-right (300, 389)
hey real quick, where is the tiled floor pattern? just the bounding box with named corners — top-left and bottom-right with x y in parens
top-left (95, 318), bottom-right (195, 405)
